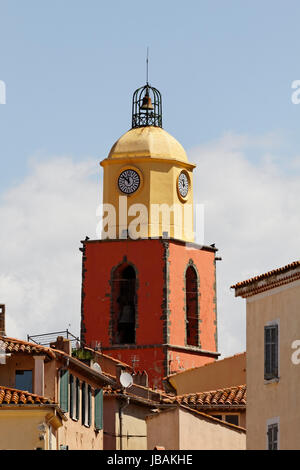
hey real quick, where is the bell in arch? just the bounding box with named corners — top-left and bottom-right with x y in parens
top-left (140, 90), bottom-right (154, 110)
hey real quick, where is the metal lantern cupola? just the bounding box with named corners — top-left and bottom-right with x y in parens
top-left (132, 83), bottom-right (162, 129)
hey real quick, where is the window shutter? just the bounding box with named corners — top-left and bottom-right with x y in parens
top-left (88, 385), bottom-right (92, 426)
top-left (264, 324), bottom-right (278, 379)
top-left (273, 424), bottom-right (278, 449)
top-left (81, 381), bottom-right (86, 425)
top-left (69, 374), bottom-right (73, 418)
top-left (267, 426), bottom-right (272, 450)
top-left (95, 388), bottom-right (103, 431)
top-left (59, 369), bottom-right (69, 413)
top-left (273, 326), bottom-right (278, 377)
top-left (76, 378), bottom-right (80, 420)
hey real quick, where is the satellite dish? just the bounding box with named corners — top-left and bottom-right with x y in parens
top-left (120, 371), bottom-right (133, 389)
top-left (92, 362), bottom-right (102, 373)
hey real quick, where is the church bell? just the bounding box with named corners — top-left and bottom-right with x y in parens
top-left (140, 91), bottom-right (154, 110)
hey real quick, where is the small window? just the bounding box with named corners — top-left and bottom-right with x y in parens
top-left (88, 385), bottom-right (92, 427)
top-left (94, 388), bottom-right (103, 431)
top-left (69, 375), bottom-right (80, 420)
top-left (112, 264), bottom-right (136, 344)
top-left (264, 324), bottom-right (278, 380)
top-left (59, 369), bottom-right (69, 413)
top-left (15, 370), bottom-right (33, 393)
top-left (69, 374), bottom-right (77, 419)
top-left (81, 381), bottom-right (86, 425)
top-left (267, 423), bottom-right (279, 450)
top-left (213, 414), bottom-right (222, 421)
top-left (185, 265), bottom-right (199, 347)
top-left (81, 382), bottom-right (91, 427)
top-left (76, 378), bottom-right (80, 420)
top-left (225, 415), bottom-right (239, 426)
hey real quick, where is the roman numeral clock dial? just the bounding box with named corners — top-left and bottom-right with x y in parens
top-left (118, 168), bottom-right (141, 195)
top-left (177, 170), bottom-right (190, 200)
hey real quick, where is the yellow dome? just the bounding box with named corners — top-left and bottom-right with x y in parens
top-left (107, 126), bottom-right (188, 163)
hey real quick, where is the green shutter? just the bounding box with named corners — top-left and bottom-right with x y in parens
top-left (69, 374), bottom-right (73, 418)
top-left (60, 369), bottom-right (69, 413)
top-left (95, 388), bottom-right (103, 431)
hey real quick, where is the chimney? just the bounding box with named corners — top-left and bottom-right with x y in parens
top-left (50, 336), bottom-right (71, 355)
top-left (133, 370), bottom-right (149, 387)
top-left (0, 305), bottom-right (6, 336)
top-left (116, 363), bottom-right (126, 388)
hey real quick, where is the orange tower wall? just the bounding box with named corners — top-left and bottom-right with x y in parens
top-left (80, 238), bottom-right (219, 388)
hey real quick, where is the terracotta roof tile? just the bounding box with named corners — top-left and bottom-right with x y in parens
top-left (0, 336), bottom-right (56, 359)
top-left (0, 386), bottom-right (54, 405)
top-left (231, 261), bottom-right (300, 289)
top-left (163, 385), bottom-right (246, 409)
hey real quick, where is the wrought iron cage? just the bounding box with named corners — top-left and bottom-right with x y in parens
top-left (132, 84), bottom-right (162, 128)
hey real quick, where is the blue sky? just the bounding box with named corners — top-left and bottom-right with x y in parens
top-left (1, 1), bottom-right (300, 357)
top-left (1, 1), bottom-right (300, 188)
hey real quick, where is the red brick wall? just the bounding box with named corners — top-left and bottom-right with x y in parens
top-left (81, 239), bottom-right (165, 349)
top-left (81, 239), bottom-right (218, 388)
top-left (168, 243), bottom-right (217, 352)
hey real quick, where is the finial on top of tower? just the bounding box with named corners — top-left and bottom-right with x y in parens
top-left (131, 49), bottom-right (162, 129)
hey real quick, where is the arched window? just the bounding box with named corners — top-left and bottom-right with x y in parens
top-left (112, 264), bottom-right (136, 344)
top-left (185, 265), bottom-right (199, 346)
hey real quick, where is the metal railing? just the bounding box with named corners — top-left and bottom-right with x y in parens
top-left (27, 329), bottom-right (80, 347)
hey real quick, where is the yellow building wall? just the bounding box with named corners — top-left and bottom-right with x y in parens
top-left (146, 407), bottom-right (246, 450)
top-left (115, 402), bottom-right (149, 450)
top-left (58, 414), bottom-right (103, 450)
top-left (246, 281), bottom-right (300, 449)
top-left (55, 367), bottom-right (103, 450)
top-left (168, 352), bottom-right (246, 395)
top-left (0, 409), bottom-right (54, 450)
top-left (178, 408), bottom-right (246, 450)
top-left (146, 408), bottom-right (179, 450)
top-left (101, 158), bottom-right (194, 241)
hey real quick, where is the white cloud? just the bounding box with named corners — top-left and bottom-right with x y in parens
top-left (0, 134), bottom-right (299, 361)
top-left (190, 132), bottom-right (300, 357)
top-left (0, 156), bottom-right (100, 340)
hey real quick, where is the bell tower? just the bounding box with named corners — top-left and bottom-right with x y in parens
top-left (80, 83), bottom-right (219, 388)
top-left (101, 84), bottom-right (195, 242)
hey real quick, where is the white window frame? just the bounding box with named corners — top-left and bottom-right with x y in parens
top-left (266, 416), bottom-right (280, 450)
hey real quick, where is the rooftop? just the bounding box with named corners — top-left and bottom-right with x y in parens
top-left (0, 336), bottom-right (56, 360)
top-left (231, 260), bottom-right (300, 297)
top-left (104, 126), bottom-right (191, 164)
top-left (162, 385), bottom-right (246, 410)
top-left (0, 386), bottom-right (54, 405)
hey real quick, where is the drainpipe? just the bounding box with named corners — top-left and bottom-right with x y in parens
top-left (118, 396), bottom-right (130, 451)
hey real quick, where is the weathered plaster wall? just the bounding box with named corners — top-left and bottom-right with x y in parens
top-left (246, 281), bottom-right (300, 450)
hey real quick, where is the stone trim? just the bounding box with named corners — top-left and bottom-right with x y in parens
top-left (161, 241), bottom-right (171, 378)
top-left (183, 259), bottom-right (201, 348)
top-left (81, 237), bottom-right (218, 253)
top-left (79, 242), bottom-right (87, 344)
top-left (213, 257), bottom-right (218, 351)
top-left (109, 257), bottom-right (139, 346)
top-left (101, 343), bottom-right (220, 357)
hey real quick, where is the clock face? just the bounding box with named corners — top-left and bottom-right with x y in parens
top-left (118, 169), bottom-right (140, 194)
top-left (178, 171), bottom-right (189, 198)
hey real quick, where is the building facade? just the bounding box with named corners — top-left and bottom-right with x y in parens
top-left (0, 332), bottom-right (110, 450)
top-left (232, 260), bottom-right (300, 450)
